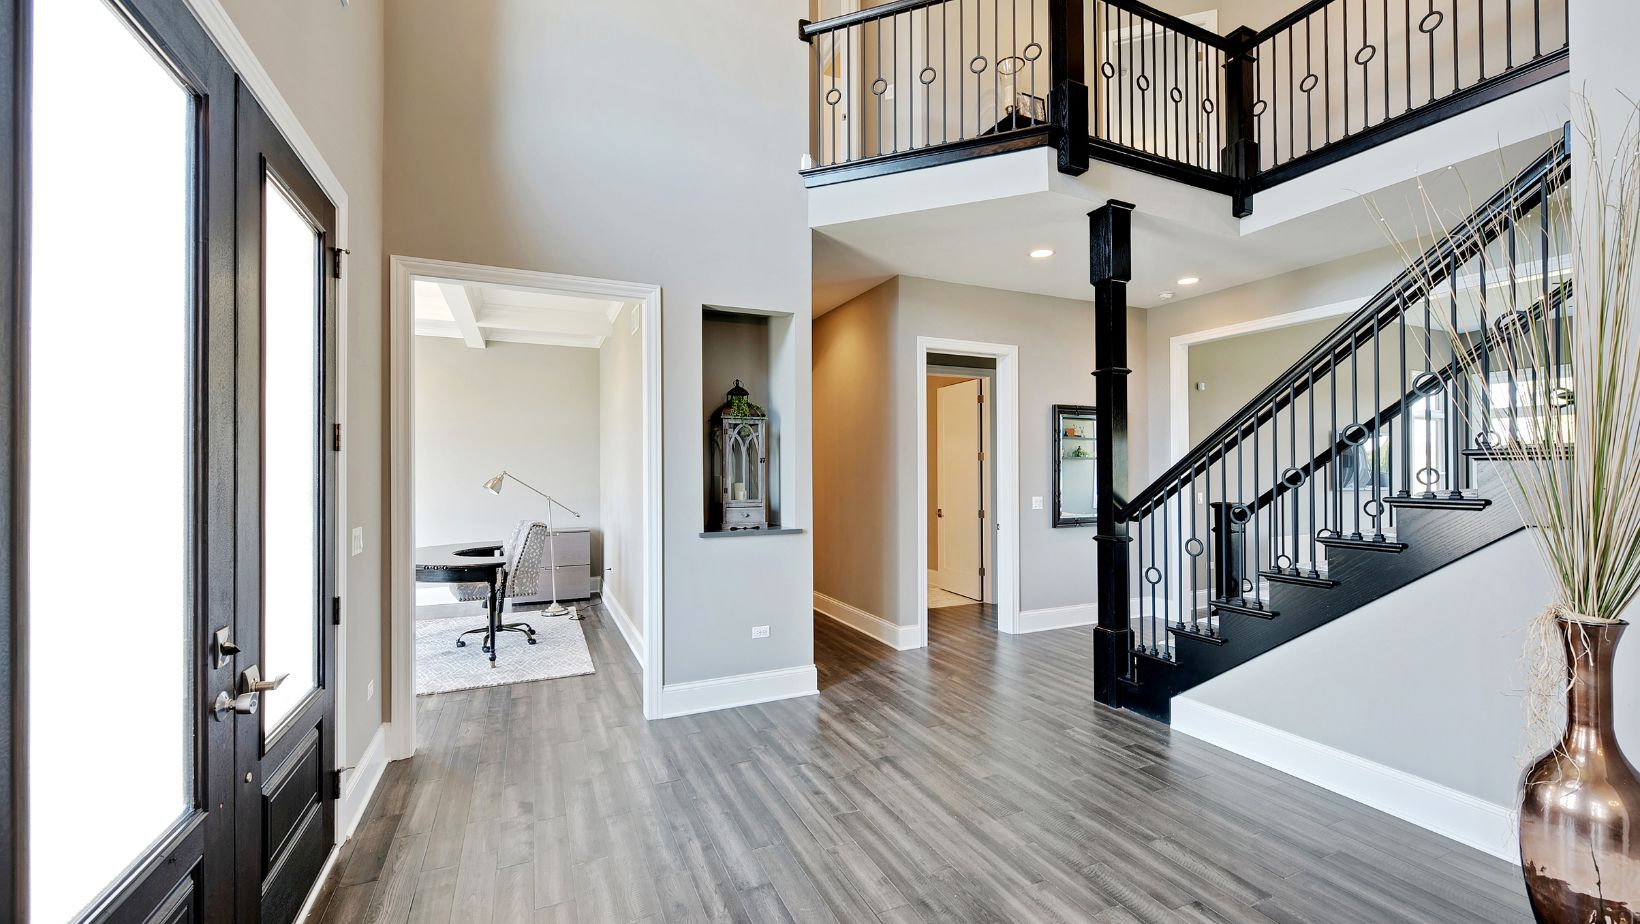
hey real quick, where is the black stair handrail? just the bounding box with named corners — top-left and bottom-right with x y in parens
top-left (1118, 131), bottom-right (1571, 523)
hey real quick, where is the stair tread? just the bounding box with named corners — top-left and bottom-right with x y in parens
top-left (1209, 598), bottom-right (1278, 619)
top-left (1385, 493), bottom-right (1492, 511)
top-left (1258, 568), bottom-right (1338, 588)
top-left (1168, 623), bottom-right (1228, 645)
top-left (1316, 535), bottom-right (1409, 553)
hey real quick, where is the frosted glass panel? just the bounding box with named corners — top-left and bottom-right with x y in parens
top-left (261, 180), bottom-right (320, 733)
top-left (27, 0), bottom-right (193, 920)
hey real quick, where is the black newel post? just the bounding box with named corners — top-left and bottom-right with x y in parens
top-left (1209, 503), bottom-right (1247, 602)
top-left (1049, 0), bottom-right (1088, 176)
top-left (1220, 27), bottom-right (1260, 218)
top-left (1091, 199), bottom-right (1134, 706)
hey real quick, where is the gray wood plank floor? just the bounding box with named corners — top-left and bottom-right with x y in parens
top-left (309, 599), bottom-right (1532, 923)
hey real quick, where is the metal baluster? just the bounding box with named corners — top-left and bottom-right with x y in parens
top-left (1533, 0), bottom-right (1541, 58)
top-left (1423, 291), bottom-right (1436, 495)
top-left (993, 0), bottom-right (1000, 137)
top-left (1303, 367), bottom-right (1316, 574)
top-left (1400, 297), bottom-right (1412, 494)
top-left (1331, 1), bottom-right (1344, 141)
top-left (1427, 1), bottom-right (1436, 105)
top-left (1405, 0), bottom-right (1413, 114)
top-left (1308, 367), bottom-right (1318, 573)
top-left (1304, 16), bottom-right (1313, 154)
top-left (1506, 0), bottom-right (1512, 67)
top-left (1009, 0), bottom-right (1017, 131)
top-left (1189, 468), bottom-right (1200, 630)
top-left (1236, 428), bottom-right (1246, 602)
top-left (1449, 254), bottom-right (1461, 496)
top-left (1382, 0), bottom-right (1391, 122)
top-left (1205, 437), bottom-right (1214, 599)
top-left (1148, 507), bottom-right (1159, 653)
top-left (893, 14), bottom-right (900, 153)
top-left (814, 35), bottom-right (823, 165)
top-left (1253, 416), bottom-right (1263, 600)
top-left (1289, 384), bottom-right (1300, 570)
top-left (845, 26), bottom-right (853, 162)
top-left (1452, 0), bottom-right (1460, 94)
top-left (1371, 308), bottom-right (1385, 538)
top-left (1287, 28), bottom-right (1295, 165)
top-left (1331, 347), bottom-right (1341, 529)
top-left (959, 0), bottom-right (965, 141)
top-left (1163, 492), bottom-right (1174, 643)
top-left (1351, 342), bottom-right (1363, 534)
top-left (1478, 0), bottom-right (1485, 81)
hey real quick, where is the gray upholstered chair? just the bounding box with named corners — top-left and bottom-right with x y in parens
top-left (453, 520), bottom-right (551, 651)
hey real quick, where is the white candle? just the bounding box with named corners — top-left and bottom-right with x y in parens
top-left (733, 482), bottom-right (747, 501)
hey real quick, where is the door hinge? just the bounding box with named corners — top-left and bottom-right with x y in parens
top-left (331, 246), bottom-right (348, 279)
top-left (332, 422), bottom-right (343, 452)
top-left (332, 596), bottom-right (342, 625)
top-left (977, 392), bottom-right (985, 404)
top-left (977, 451), bottom-right (985, 461)
top-left (978, 508), bottom-right (985, 520)
top-left (979, 566), bottom-right (987, 577)
top-left (333, 767), bottom-right (351, 795)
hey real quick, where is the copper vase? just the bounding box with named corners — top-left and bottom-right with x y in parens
top-left (1519, 616), bottom-right (1640, 922)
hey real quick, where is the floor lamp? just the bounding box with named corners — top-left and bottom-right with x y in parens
top-left (483, 470), bottom-right (584, 619)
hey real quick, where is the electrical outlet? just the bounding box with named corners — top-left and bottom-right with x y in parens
top-left (366, 680), bottom-right (374, 700)
top-left (1031, 496), bottom-right (1044, 510)
top-left (751, 625), bottom-right (770, 639)
top-left (351, 527), bottom-right (364, 556)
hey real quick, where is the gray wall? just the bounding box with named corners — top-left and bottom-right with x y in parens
top-left (222, 0), bottom-right (386, 768)
top-left (413, 337), bottom-right (602, 569)
top-left (815, 275), bottom-right (1147, 626)
top-left (1180, 531), bottom-right (1640, 810)
top-left (386, 0), bottom-right (814, 687)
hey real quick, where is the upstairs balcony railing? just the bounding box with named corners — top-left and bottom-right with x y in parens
top-left (800, 0), bottom-right (1569, 212)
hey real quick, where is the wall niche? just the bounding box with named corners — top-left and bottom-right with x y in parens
top-left (701, 306), bottom-right (794, 534)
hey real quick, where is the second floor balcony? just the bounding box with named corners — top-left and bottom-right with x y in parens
top-left (799, 0), bottom-right (1570, 215)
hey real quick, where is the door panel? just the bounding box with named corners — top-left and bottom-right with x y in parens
top-left (234, 84), bottom-right (338, 924)
top-left (9, 0), bottom-right (239, 920)
top-left (935, 379), bottom-right (983, 600)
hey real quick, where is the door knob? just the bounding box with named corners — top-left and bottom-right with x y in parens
top-left (212, 689), bottom-right (258, 720)
top-left (241, 665), bottom-right (289, 693)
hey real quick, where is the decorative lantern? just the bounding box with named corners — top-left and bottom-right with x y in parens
top-left (710, 380), bottom-right (770, 530)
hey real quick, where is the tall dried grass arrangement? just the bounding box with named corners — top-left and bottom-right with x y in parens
top-left (1369, 106), bottom-right (1640, 761)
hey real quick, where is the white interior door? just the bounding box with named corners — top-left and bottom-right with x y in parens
top-left (936, 379), bottom-right (984, 600)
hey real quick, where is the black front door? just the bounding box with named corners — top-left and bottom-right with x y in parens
top-left (232, 86), bottom-right (339, 924)
top-left (1, 1), bottom-right (339, 921)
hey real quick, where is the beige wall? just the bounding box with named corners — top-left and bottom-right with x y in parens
top-left (413, 338), bottom-right (602, 569)
top-left (815, 275), bottom-right (1146, 626)
top-left (1140, 245), bottom-right (1403, 481)
top-left (220, 0), bottom-right (386, 768)
top-left (386, 0), bottom-right (814, 686)
top-left (599, 304), bottom-right (647, 631)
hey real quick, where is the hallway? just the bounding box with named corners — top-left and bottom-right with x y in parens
top-left (313, 603), bottom-right (1532, 923)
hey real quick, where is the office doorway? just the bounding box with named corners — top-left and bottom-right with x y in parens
top-left (388, 257), bottom-right (664, 759)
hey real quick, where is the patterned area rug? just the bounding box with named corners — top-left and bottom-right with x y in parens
top-left (416, 611), bottom-right (594, 695)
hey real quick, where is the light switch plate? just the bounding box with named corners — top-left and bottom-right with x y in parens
top-left (752, 625), bottom-right (770, 639)
top-left (1031, 496), bottom-right (1044, 510)
top-left (351, 527), bottom-right (364, 556)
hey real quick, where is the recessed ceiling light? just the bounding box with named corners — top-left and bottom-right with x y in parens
top-left (1029, 248), bottom-right (1055, 259)
top-left (1158, 292), bottom-right (1175, 299)
top-left (1176, 276), bottom-right (1200, 286)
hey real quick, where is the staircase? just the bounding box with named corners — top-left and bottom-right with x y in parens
top-left (1096, 130), bottom-right (1573, 723)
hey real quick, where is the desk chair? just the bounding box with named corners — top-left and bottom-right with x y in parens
top-left (453, 520), bottom-right (549, 651)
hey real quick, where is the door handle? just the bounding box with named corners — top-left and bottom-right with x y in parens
top-left (241, 665), bottom-right (289, 693)
top-left (937, 508), bottom-right (944, 518)
top-left (212, 689), bottom-right (258, 720)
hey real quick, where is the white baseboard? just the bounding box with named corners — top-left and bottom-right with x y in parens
top-left (1172, 699), bottom-right (1518, 863)
top-left (338, 723), bottom-right (391, 841)
top-left (294, 842), bottom-right (343, 924)
top-left (813, 592), bottom-right (919, 650)
top-left (601, 587), bottom-right (645, 669)
top-left (657, 664), bottom-right (818, 719)
top-left (1016, 602), bottom-right (1097, 634)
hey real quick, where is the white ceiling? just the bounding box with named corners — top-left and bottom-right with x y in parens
top-left (811, 132), bottom-right (1559, 316)
top-left (413, 279), bottom-right (626, 349)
